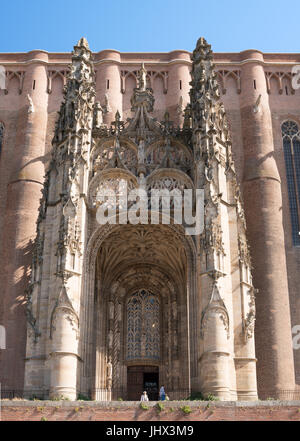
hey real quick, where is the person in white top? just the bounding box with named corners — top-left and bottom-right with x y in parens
top-left (140, 391), bottom-right (149, 401)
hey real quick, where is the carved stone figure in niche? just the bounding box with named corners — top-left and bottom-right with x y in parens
top-left (107, 356), bottom-right (113, 390)
top-left (116, 331), bottom-right (121, 353)
top-left (117, 303), bottom-right (122, 320)
top-left (138, 173), bottom-right (146, 190)
top-left (173, 329), bottom-right (178, 348)
top-left (93, 101), bottom-right (104, 128)
top-left (172, 301), bottom-right (177, 321)
top-left (138, 139), bottom-right (145, 164)
top-left (108, 301), bottom-right (114, 320)
top-left (27, 94), bottom-right (34, 114)
top-left (65, 101), bottom-right (75, 128)
top-left (108, 329), bottom-right (113, 348)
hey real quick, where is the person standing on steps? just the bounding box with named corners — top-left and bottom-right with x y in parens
top-left (140, 391), bottom-right (149, 402)
top-left (159, 386), bottom-right (166, 401)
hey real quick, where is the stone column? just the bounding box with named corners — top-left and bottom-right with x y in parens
top-left (49, 302), bottom-right (79, 400)
top-left (240, 50), bottom-right (295, 398)
top-left (0, 51), bottom-right (48, 392)
top-left (200, 285), bottom-right (231, 400)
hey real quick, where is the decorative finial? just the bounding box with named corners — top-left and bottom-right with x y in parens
top-left (111, 110), bottom-right (124, 135)
top-left (192, 37), bottom-right (213, 63)
top-left (76, 37), bottom-right (90, 50)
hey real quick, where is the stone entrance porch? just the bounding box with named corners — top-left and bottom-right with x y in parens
top-left (79, 223), bottom-right (197, 401)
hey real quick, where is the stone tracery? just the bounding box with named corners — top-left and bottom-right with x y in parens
top-left (127, 289), bottom-right (160, 361)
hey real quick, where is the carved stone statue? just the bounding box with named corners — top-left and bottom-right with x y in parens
top-left (172, 301), bottom-right (177, 321)
top-left (107, 356), bottom-right (113, 390)
top-left (177, 96), bottom-right (184, 115)
top-left (117, 303), bottom-right (122, 320)
top-left (104, 93), bottom-right (111, 113)
top-left (108, 301), bottom-right (114, 320)
top-left (173, 329), bottom-right (178, 348)
top-left (27, 94), bottom-right (34, 114)
top-left (137, 63), bottom-right (147, 91)
top-left (93, 101), bottom-right (104, 128)
top-left (108, 329), bottom-right (113, 348)
top-left (116, 331), bottom-right (120, 352)
top-left (138, 139), bottom-right (145, 164)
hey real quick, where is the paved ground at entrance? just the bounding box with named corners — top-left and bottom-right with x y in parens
top-left (1, 400), bottom-right (300, 421)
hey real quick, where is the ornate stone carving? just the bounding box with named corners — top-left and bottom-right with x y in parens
top-left (177, 96), bottom-right (184, 115)
top-left (53, 37), bottom-right (95, 144)
top-left (27, 94), bottom-right (34, 113)
top-left (200, 283), bottom-right (230, 339)
top-left (190, 36), bottom-right (232, 162)
top-left (92, 140), bottom-right (137, 175)
top-left (137, 63), bottom-right (147, 91)
top-left (56, 199), bottom-right (81, 260)
top-left (238, 234), bottom-right (252, 267)
top-left (107, 330), bottom-right (113, 350)
top-left (93, 101), bottom-right (106, 129)
top-left (23, 36), bottom-right (259, 401)
top-left (201, 221), bottom-right (225, 255)
top-left (243, 287), bottom-right (256, 342)
top-left (32, 230), bottom-right (45, 270)
top-left (126, 289), bottom-right (160, 361)
top-left (108, 301), bottom-right (114, 320)
top-left (25, 283), bottom-right (40, 343)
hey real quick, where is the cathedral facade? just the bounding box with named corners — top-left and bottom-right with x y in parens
top-left (0, 37), bottom-right (299, 401)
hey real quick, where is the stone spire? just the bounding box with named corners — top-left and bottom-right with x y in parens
top-left (53, 36), bottom-right (95, 144)
top-left (190, 37), bottom-right (230, 147)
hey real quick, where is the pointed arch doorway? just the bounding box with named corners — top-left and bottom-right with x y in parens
top-left (84, 224), bottom-right (197, 401)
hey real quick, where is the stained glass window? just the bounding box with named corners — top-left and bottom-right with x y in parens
top-left (282, 121), bottom-right (300, 245)
top-left (127, 289), bottom-right (160, 361)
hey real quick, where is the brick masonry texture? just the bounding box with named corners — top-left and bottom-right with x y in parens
top-left (1, 401), bottom-right (300, 421)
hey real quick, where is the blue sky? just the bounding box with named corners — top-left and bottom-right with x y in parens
top-left (1, 0), bottom-right (300, 53)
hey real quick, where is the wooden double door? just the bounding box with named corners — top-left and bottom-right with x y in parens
top-left (127, 365), bottom-right (159, 401)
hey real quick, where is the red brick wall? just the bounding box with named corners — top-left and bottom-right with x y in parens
top-left (1, 401), bottom-right (300, 421)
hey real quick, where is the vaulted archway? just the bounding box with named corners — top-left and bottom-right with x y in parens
top-left (80, 223), bottom-right (197, 400)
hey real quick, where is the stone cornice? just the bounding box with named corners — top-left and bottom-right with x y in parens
top-left (1, 54), bottom-right (300, 68)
